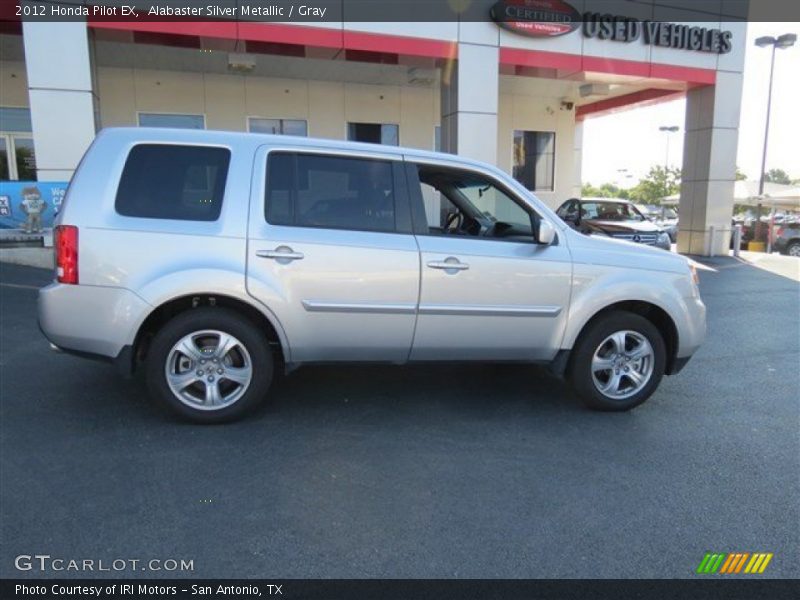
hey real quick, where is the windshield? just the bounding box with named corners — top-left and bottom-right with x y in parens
top-left (581, 201), bottom-right (645, 222)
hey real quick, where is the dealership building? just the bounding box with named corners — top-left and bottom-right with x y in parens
top-left (0, 1), bottom-right (748, 254)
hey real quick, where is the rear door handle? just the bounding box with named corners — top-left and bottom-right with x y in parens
top-left (256, 246), bottom-right (304, 261)
top-left (427, 258), bottom-right (469, 272)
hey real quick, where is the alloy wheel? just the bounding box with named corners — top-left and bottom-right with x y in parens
top-left (591, 330), bottom-right (655, 400)
top-left (165, 330), bottom-right (253, 410)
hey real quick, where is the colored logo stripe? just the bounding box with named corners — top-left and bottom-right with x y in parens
top-left (719, 553), bottom-right (749, 573)
top-left (745, 553), bottom-right (773, 573)
top-left (697, 552), bottom-right (773, 574)
top-left (696, 553), bottom-right (725, 574)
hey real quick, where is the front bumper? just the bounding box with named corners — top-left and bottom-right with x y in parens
top-left (676, 295), bottom-right (706, 358)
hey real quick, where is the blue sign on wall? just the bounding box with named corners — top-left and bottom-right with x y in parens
top-left (0, 181), bottom-right (68, 231)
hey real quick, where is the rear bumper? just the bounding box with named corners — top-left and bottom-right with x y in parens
top-left (38, 282), bottom-right (151, 366)
top-left (45, 337), bottom-right (135, 377)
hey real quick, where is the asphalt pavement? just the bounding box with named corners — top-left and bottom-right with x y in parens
top-left (1, 258), bottom-right (798, 579)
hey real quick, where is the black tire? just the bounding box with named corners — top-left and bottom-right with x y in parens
top-left (786, 241), bottom-right (800, 257)
top-left (568, 310), bottom-right (666, 411)
top-left (145, 307), bottom-right (273, 423)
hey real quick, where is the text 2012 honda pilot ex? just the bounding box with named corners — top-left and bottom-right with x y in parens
top-left (38, 128), bottom-right (706, 423)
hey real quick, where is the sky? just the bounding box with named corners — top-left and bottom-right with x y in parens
top-left (581, 22), bottom-right (800, 187)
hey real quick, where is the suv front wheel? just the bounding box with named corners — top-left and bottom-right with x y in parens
top-left (145, 308), bottom-right (273, 423)
top-left (568, 311), bottom-right (666, 411)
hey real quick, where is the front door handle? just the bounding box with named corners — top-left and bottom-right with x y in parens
top-left (256, 246), bottom-right (305, 261)
top-left (427, 257), bottom-right (469, 272)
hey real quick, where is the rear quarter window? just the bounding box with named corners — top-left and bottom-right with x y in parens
top-left (115, 144), bottom-right (230, 221)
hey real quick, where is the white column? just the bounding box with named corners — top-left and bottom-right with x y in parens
top-left (23, 20), bottom-right (97, 181)
top-left (677, 24), bottom-right (746, 256)
top-left (441, 41), bottom-right (499, 166)
top-left (571, 120), bottom-right (584, 199)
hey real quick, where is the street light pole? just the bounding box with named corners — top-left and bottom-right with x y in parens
top-left (754, 33), bottom-right (797, 247)
top-left (658, 125), bottom-right (679, 169)
top-left (758, 44), bottom-right (777, 200)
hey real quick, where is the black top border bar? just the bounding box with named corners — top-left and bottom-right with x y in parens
top-left (5, 0), bottom-right (800, 23)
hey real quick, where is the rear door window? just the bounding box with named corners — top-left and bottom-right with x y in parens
top-left (265, 152), bottom-right (396, 233)
top-left (115, 144), bottom-right (230, 221)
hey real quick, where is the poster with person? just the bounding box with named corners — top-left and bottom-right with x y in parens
top-left (0, 181), bottom-right (68, 232)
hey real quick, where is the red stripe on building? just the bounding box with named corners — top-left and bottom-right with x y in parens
top-left (87, 21), bottom-right (717, 86)
top-left (501, 46), bottom-right (716, 85)
top-left (650, 63), bottom-right (716, 85)
top-left (499, 47), bottom-right (582, 71)
top-left (89, 19), bottom-right (239, 40)
top-left (581, 55), bottom-right (651, 78)
top-left (237, 22), bottom-right (342, 49)
top-left (342, 30), bottom-right (455, 59)
top-left (88, 20), bottom-right (454, 59)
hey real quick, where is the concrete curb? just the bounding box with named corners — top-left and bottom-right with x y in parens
top-left (0, 247), bottom-right (54, 270)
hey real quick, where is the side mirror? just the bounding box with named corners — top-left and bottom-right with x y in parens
top-left (537, 219), bottom-right (557, 246)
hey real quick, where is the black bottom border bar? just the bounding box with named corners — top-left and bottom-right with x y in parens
top-left (2, 579), bottom-right (799, 600)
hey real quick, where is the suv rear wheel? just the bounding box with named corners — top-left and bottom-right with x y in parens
top-left (145, 308), bottom-right (273, 423)
top-left (786, 241), bottom-right (800, 257)
top-left (568, 311), bottom-right (666, 411)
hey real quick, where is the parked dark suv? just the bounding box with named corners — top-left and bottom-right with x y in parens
top-left (774, 223), bottom-right (800, 256)
top-left (557, 198), bottom-right (672, 250)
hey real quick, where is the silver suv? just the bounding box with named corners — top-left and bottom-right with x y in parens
top-left (39, 128), bottom-right (706, 422)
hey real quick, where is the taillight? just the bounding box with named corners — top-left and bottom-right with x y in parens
top-left (775, 227), bottom-right (785, 238)
top-left (54, 225), bottom-right (78, 284)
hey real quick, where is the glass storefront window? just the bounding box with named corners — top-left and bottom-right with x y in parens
top-left (0, 136), bottom-right (10, 180)
top-left (138, 113), bottom-right (205, 129)
top-left (249, 118), bottom-right (308, 136)
top-left (513, 130), bottom-right (555, 192)
top-left (1, 107), bottom-right (37, 181)
top-left (0, 107), bottom-right (33, 133)
top-left (347, 122), bottom-right (399, 146)
top-left (13, 138), bottom-right (36, 181)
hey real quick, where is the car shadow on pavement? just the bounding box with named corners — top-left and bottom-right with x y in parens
top-left (262, 362), bottom-right (581, 418)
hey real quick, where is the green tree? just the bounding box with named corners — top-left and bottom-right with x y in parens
top-left (735, 166), bottom-right (747, 181)
top-left (628, 165), bottom-right (681, 204)
top-left (764, 168), bottom-right (791, 185)
top-left (581, 182), bottom-right (603, 197)
top-left (581, 182), bottom-right (630, 199)
top-left (599, 183), bottom-right (630, 199)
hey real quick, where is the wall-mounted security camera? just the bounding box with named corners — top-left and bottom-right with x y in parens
top-left (560, 100), bottom-right (575, 111)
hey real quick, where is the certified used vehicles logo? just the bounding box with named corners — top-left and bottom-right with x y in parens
top-left (490, 0), bottom-right (581, 37)
top-left (696, 552), bottom-right (774, 574)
